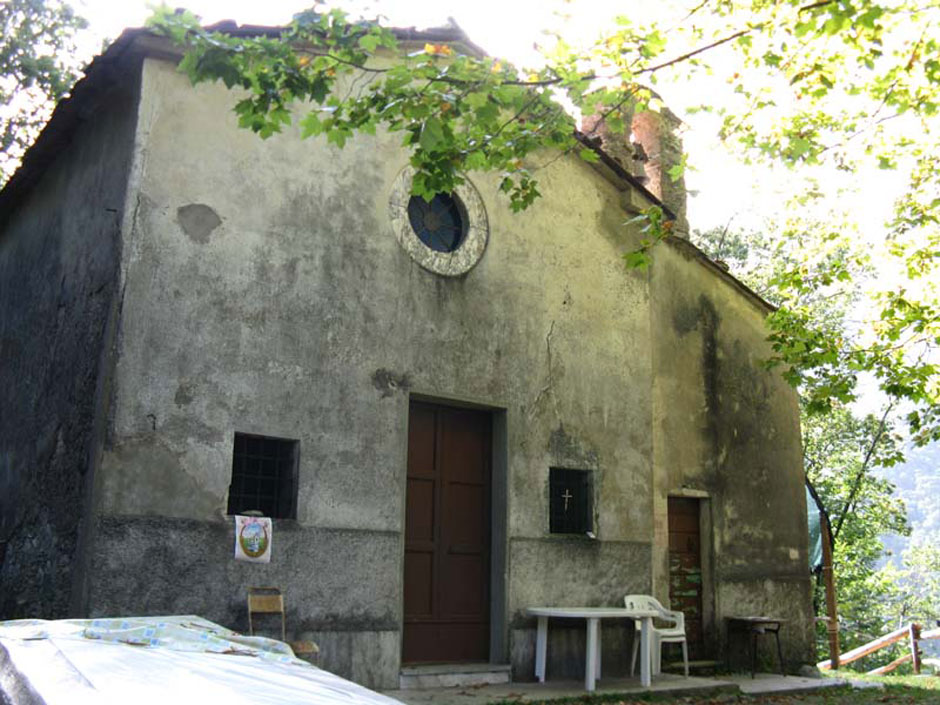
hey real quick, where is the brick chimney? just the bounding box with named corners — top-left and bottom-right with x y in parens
top-left (581, 104), bottom-right (690, 239)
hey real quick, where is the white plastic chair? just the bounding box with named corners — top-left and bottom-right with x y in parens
top-left (624, 594), bottom-right (689, 678)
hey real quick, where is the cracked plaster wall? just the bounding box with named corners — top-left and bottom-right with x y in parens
top-left (92, 57), bottom-right (656, 687)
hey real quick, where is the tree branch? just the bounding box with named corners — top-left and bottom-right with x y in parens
top-left (295, 47), bottom-right (388, 73)
top-left (637, 26), bottom-right (759, 75)
top-left (799, 1), bottom-right (837, 13)
top-left (833, 404), bottom-right (894, 540)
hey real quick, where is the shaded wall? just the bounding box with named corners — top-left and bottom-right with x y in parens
top-left (0, 66), bottom-right (141, 618)
top-left (650, 239), bottom-right (815, 668)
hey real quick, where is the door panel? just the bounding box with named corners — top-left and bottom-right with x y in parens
top-left (443, 484), bottom-right (485, 547)
top-left (403, 552), bottom-right (433, 616)
top-left (406, 478), bottom-right (435, 542)
top-left (403, 402), bottom-right (491, 663)
top-left (441, 555), bottom-right (486, 615)
top-left (668, 497), bottom-right (705, 658)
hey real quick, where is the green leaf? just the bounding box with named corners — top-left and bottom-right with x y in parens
top-left (358, 34), bottom-right (380, 52)
top-left (579, 148), bottom-right (600, 163)
top-left (763, 52), bottom-right (782, 68)
top-left (300, 112), bottom-right (323, 138)
top-left (419, 116), bottom-right (445, 151)
top-left (411, 171), bottom-right (429, 199)
top-left (327, 129), bottom-right (348, 148)
top-left (788, 137), bottom-right (812, 159)
top-left (640, 30), bottom-right (666, 58)
top-left (465, 151), bottom-right (487, 170)
top-left (465, 92), bottom-right (489, 109)
top-left (606, 114), bottom-right (625, 134)
top-left (623, 250), bottom-right (650, 269)
top-left (474, 102), bottom-right (500, 123)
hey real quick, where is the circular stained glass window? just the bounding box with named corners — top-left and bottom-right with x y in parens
top-left (388, 166), bottom-right (488, 276)
top-left (407, 193), bottom-right (466, 253)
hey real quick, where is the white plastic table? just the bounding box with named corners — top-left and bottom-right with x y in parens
top-left (526, 606), bottom-right (660, 691)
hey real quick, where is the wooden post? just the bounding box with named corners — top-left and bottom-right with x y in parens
top-left (910, 623), bottom-right (922, 675)
top-left (820, 516), bottom-right (840, 669)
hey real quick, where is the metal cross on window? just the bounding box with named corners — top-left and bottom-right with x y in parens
top-left (562, 489), bottom-right (573, 513)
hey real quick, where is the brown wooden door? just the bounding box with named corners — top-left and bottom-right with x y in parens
top-left (668, 497), bottom-right (705, 658)
top-left (403, 402), bottom-right (491, 663)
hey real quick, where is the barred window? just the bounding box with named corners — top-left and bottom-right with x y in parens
top-left (227, 433), bottom-right (298, 519)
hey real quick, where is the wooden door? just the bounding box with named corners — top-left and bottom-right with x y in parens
top-left (668, 497), bottom-right (705, 657)
top-left (403, 402), bottom-right (491, 663)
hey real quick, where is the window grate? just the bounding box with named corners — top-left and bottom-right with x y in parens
top-left (549, 467), bottom-right (593, 534)
top-left (227, 433), bottom-right (298, 519)
top-left (407, 193), bottom-right (466, 253)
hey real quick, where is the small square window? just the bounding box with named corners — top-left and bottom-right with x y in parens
top-left (549, 468), bottom-right (593, 535)
top-left (227, 433), bottom-right (298, 519)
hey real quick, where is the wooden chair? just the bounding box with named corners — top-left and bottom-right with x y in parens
top-left (247, 586), bottom-right (319, 662)
top-left (247, 586), bottom-right (286, 640)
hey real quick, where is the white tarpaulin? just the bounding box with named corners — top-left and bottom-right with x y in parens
top-left (0, 616), bottom-right (404, 705)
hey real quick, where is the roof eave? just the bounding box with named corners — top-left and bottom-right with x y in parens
top-left (664, 236), bottom-right (778, 314)
top-left (0, 28), bottom-right (146, 227)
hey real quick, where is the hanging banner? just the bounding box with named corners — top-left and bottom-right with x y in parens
top-left (234, 515), bottom-right (272, 563)
top-left (806, 482), bottom-right (825, 572)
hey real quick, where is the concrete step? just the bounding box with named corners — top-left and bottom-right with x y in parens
top-left (399, 663), bottom-right (512, 689)
top-left (664, 659), bottom-right (722, 674)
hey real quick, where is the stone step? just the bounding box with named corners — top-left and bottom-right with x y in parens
top-left (399, 663), bottom-right (512, 689)
top-left (664, 659), bottom-right (722, 673)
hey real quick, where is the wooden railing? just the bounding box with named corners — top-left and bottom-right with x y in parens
top-left (818, 623), bottom-right (940, 675)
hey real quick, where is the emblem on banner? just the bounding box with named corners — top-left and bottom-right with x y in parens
top-left (234, 515), bottom-right (272, 563)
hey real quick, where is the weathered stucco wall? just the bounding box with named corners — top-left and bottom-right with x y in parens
top-left (0, 65), bottom-right (141, 618)
top-left (0, 37), bottom-right (814, 685)
top-left (0, 39), bottom-right (816, 685)
top-left (88, 57), bottom-right (658, 687)
top-left (650, 240), bottom-right (815, 668)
